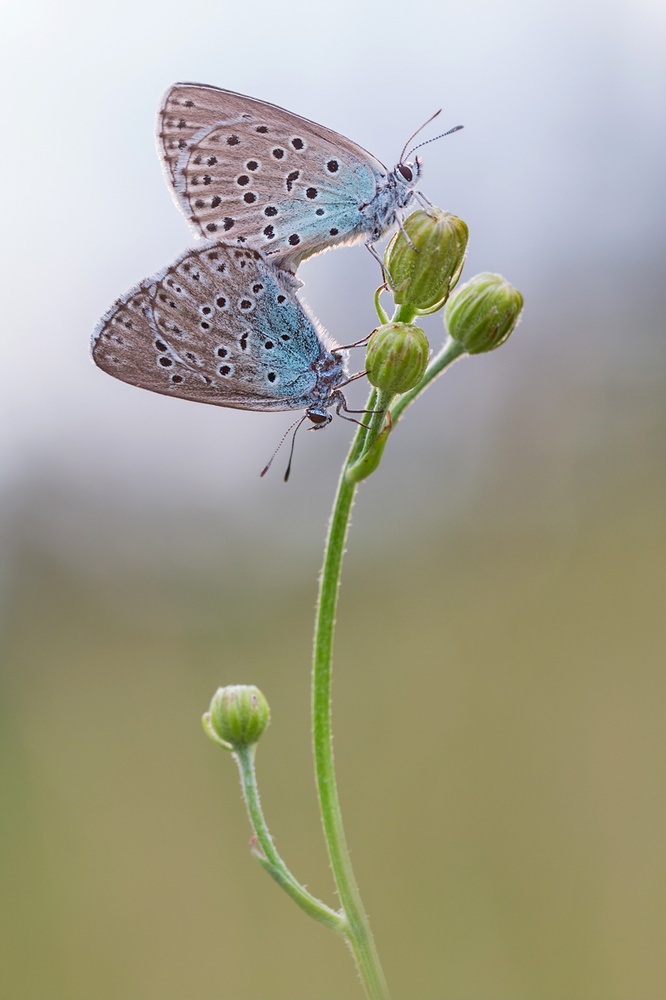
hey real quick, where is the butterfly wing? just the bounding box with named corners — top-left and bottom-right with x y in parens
top-left (92, 243), bottom-right (345, 411)
top-left (157, 83), bottom-right (390, 268)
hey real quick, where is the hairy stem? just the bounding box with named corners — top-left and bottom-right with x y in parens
top-left (312, 414), bottom-right (390, 1000)
top-left (234, 745), bottom-right (346, 933)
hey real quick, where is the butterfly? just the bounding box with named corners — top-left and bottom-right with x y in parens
top-left (157, 82), bottom-right (433, 273)
top-left (92, 243), bottom-right (352, 432)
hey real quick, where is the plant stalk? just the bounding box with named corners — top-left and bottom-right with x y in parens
top-left (312, 415), bottom-right (391, 1000)
top-left (234, 745), bottom-right (346, 933)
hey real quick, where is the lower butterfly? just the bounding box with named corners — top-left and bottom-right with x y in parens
top-left (157, 83), bottom-right (460, 272)
top-left (92, 243), bottom-right (354, 441)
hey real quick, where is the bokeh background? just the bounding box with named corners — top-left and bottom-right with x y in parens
top-left (1, 1), bottom-right (665, 997)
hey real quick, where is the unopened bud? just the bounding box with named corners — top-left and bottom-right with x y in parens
top-left (385, 209), bottom-right (468, 315)
top-left (366, 323), bottom-right (429, 395)
top-left (445, 273), bottom-right (524, 354)
top-left (205, 685), bottom-right (270, 750)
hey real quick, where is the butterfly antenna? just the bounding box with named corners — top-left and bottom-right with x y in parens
top-left (260, 415), bottom-right (305, 480)
top-left (405, 124), bottom-right (464, 161)
top-left (400, 109), bottom-right (442, 162)
top-left (283, 416), bottom-right (309, 482)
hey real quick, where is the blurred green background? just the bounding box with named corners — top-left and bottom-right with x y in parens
top-left (1, 0), bottom-right (665, 998)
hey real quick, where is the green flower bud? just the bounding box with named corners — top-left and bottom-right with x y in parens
top-left (445, 273), bottom-right (524, 354)
top-left (385, 208), bottom-right (469, 315)
top-left (345, 415), bottom-right (392, 484)
top-left (206, 685), bottom-right (270, 750)
top-left (365, 323), bottom-right (429, 395)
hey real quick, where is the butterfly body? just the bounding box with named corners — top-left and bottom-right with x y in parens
top-left (92, 243), bottom-right (349, 425)
top-left (157, 83), bottom-right (421, 271)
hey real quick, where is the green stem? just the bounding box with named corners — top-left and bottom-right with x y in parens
top-left (309, 333), bottom-right (465, 998)
top-left (365, 388), bottom-right (395, 443)
top-left (312, 416), bottom-right (390, 1000)
top-left (393, 302), bottom-right (418, 324)
top-left (390, 336), bottom-right (465, 424)
top-left (349, 387), bottom-right (378, 463)
top-left (234, 744), bottom-right (346, 934)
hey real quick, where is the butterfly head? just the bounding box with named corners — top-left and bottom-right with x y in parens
top-left (390, 156), bottom-right (422, 209)
top-left (396, 157), bottom-right (421, 185)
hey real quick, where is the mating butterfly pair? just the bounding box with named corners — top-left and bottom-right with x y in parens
top-left (93, 82), bottom-right (436, 435)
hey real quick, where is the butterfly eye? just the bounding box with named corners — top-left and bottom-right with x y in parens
top-left (397, 163), bottom-right (413, 182)
top-left (307, 409), bottom-right (331, 426)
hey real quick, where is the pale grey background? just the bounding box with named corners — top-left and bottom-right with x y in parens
top-left (2, 0), bottom-right (664, 575)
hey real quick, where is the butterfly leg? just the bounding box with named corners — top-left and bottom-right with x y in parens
top-left (332, 391), bottom-right (384, 428)
top-left (414, 190), bottom-right (440, 219)
top-left (365, 238), bottom-right (385, 269)
top-left (397, 215), bottom-right (418, 251)
top-left (365, 240), bottom-right (395, 288)
top-left (336, 335), bottom-right (372, 350)
top-left (328, 392), bottom-right (367, 427)
top-left (415, 189), bottom-right (434, 208)
top-left (337, 369), bottom-right (369, 389)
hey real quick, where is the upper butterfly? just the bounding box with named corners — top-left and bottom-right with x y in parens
top-left (157, 82), bottom-right (426, 273)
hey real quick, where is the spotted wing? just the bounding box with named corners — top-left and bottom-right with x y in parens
top-left (157, 83), bottom-right (390, 268)
top-left (92, 243), bottom-right (343, 412)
